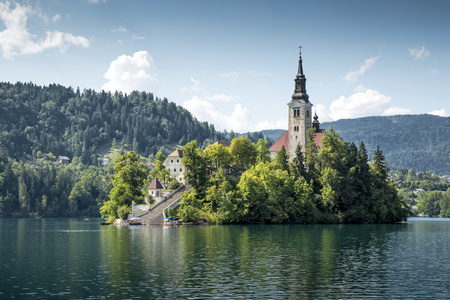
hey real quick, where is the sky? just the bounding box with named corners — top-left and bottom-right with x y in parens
top-left (1, 0), bottom-right (449, 132)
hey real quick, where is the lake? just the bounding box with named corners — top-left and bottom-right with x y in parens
top-left (1, 218), bottom-right (449, 299)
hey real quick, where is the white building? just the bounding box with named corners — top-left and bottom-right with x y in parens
top-left (163, 149), bottom-right (185, 184)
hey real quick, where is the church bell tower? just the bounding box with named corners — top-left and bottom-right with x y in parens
top-left (287, 47), bottom-right (313, 159)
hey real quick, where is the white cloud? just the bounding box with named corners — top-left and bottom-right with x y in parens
top-left (409, 46), bottom-right (430, 60)
top-left (329, 89), bottom-right (390, 120)
top-left (183, 96), bottom-right (285, 132)
top-left (180, 77), bottom-right (200, 93)
top-left (428, 109), bottom-right (448, 117)
top-left (131, 34), bottom-right (145, 40)
top-left (40, 31), bottom-right (89, 52)
top-left (0, 2), bottom-right (89, 59)
top-left (52, 14), bottom-right (61, 23)
top-left (314, 103), bottom-right (331, 122)
top-left (343, 56), bottom-right (379, 82)
top-left (180, 77), bottom-right (237, 101)
top-left (101, 51), bottom-right (158, 94)
top-left (112, 26), bottom-right (128, 32)
top-left (205, 94), bottom-right (237, 102)
top-left (381, 107), bottom-right (412, 116)
top-left (88, 0), bottom-right (107, 3)
top-left (325, 88), bottom-right (411, 121)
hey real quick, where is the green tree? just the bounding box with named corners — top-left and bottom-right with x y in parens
top-left (291, 177), bottom-right (316, 223)
top-left (372, 145), bottom-right (387, 180)
top-left (204, 143), bottom-right (232, 173)
top-left (236, 162), bottom-right (294, 224)
top-left (230, 136), bottom-right (257, 172)
top-left (203, 168), bottom-right (238, 224)
top-left (290, 143), bottom-right (306, 180)
top-left (182, 141), bottom-right (207, 193)
top-left (256, 139), bottom-right (271, 163)
top-left (100, 151), bottom-right (148, 222)
top-left (177, 191), bottom-right (202, 222)
top-left (305, 128), bottom-right (321, 194)
top-left (274, 145), bottom-right (289, 173)
top-left (318, 128), bottom-right (350, 218)
top-left (417, 191), bottom-right (442, 217)
top-left (439, 188), bottom-right (450, 217)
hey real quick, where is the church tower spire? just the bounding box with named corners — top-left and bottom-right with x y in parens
top-left (287, 47), bottom-right (313, 160)
top-left (292, 47), bottom-right (309, 103)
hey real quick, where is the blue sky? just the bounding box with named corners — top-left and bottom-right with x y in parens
top-left (1, 0), bottom-right (449, 132)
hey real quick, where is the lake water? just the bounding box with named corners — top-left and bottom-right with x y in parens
top-left (1, 218), bottom-right (449, 299)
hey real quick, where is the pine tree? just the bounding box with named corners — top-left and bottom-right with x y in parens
top-left (372, 145), bottom-right (387, 180)
top-left (290, 143), bottom-right (306, 180)
top-left (274, 145), bottom-right (289, 173)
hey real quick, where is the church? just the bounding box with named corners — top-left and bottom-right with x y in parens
top-left (269, 49), bottom-right (324, 160)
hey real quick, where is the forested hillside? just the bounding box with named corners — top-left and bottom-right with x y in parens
top-left (321, 115), bottom-right (450, 175)
top-left (0, 82), bottom-right (226, 165)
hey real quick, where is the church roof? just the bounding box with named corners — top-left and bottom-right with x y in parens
top-left (168, 149), bottom-right (183, 158)
top-left (313, 130), bottom-right (324, 148)
top-left (148, 177), bottom-right (164, 190)
top-left (269, 130), bottom-right (324, 152)
top-left (269, 131), bottom-right (289, 152)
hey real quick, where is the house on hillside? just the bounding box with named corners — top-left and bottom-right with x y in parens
top-left (269, 48), bottom-right (324, 160)
top-left (57, 156), bottom-right (70, 164)
top-left (163, 149), bottom-right (185, 184)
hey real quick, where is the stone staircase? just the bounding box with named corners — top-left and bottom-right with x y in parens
top-left (139, 184), bottom-right (193, 225)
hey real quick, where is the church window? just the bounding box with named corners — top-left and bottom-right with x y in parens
top-left (306, 110), bottom-right (310, 117)
top-left (170, 159), bottom-right (173, 163)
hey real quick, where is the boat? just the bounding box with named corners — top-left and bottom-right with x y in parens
top-left (128, 222), bottom-right (142, 225)
top-left (128, 217), bottom-right (142, 225)
top-left (164, 217), bottom-right (180, 226)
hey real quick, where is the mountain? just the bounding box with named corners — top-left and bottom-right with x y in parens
top-left (322, 115), bottom-right (450, 174)
top-left (263, 115), bottom-right (450, 175)
top-left (0, 82), bottom-right (227, 165)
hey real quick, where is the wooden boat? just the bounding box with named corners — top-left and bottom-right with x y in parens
top-left (128, 221), bottom-right (142, 225)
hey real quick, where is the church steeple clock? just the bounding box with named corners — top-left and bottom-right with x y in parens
top-left (287, 47), bottom-right (313, 160)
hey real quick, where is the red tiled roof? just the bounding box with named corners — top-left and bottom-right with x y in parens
top-left (148, 177), bottom-right (164, 190)
top-left (168, 149), bottom-right (183, 158)
top-left (269, 129), bottom-right (324, 152)
top-left (269, 130), bottom-right (289, 152)
top-left (213, 141), bottom-right (231, 147)
top-left (313, 129), bottom-right (324, 148)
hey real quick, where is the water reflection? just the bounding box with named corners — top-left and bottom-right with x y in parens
top-left (0, 219), bottom-right (449, 299)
